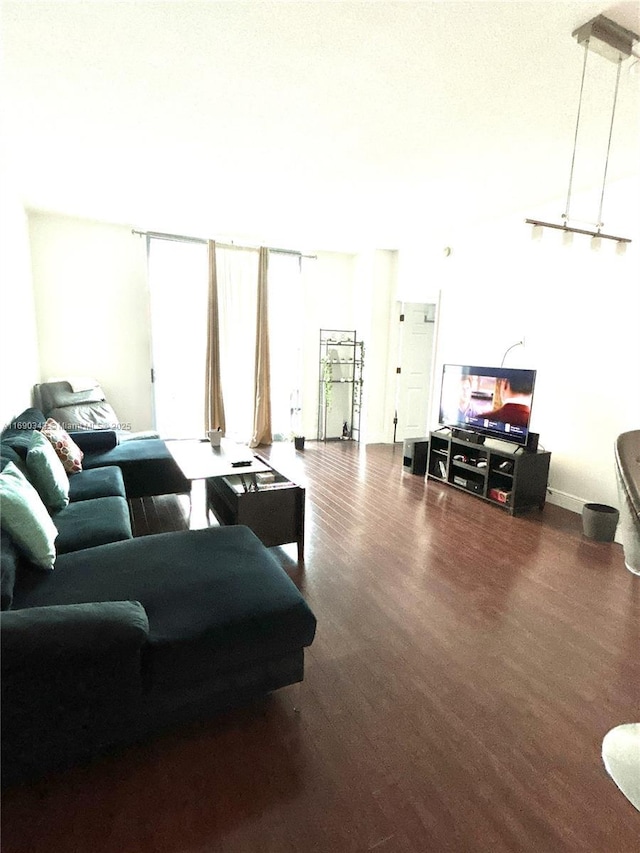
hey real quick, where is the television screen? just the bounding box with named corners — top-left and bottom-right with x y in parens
top-left (438, 364), bottom-right (537, 445)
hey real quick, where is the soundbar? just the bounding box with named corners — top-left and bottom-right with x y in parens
top-left (451, 428), bottom-right (486, 445)
top-left (451, 427), bottom-right (540, 453)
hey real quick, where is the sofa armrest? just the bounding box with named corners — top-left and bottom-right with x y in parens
top-left (1, 600), bottom-right (149, 664)
top-left (1, 601), bottom-right (149, 786)
top-left (69, 429), bottom-right (119, 452)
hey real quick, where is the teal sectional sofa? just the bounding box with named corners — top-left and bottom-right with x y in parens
top-left (0, 408), bottom-right (316, 786)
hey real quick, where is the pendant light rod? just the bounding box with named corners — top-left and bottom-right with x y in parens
top-left (597, 55), bottom-right (623, 228)
top-left (563, 41), bottom-right (590, 224)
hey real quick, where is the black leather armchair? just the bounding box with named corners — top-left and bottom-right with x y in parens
top-left (33, 379), bottom-right (158, 442)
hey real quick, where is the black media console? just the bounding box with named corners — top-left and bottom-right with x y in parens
top-left (427, 430), bottom-right (551, 516)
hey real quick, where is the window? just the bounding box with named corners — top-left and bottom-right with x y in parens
top-left (147, 238), bottom-right (306, 442)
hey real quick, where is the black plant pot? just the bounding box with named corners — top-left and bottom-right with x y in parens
top-left (294, 436), bottom-right (305, 451)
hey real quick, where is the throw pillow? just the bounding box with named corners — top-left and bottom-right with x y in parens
top-left (26, 430), bottom-right (70, 511)
top-left (0, 462), bottom-right (57, 570)
top-left (41, 417), bottom-right (84, 473)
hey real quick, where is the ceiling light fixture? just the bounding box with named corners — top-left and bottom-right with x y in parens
top-left (525, 15), bottom-right (638, 246)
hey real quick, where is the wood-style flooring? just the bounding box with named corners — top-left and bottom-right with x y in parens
top-left (2, 441), bottom-right (639, 852)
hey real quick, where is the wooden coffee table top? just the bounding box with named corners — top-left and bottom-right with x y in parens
top-left (166, 438), bottom-right (272, 482)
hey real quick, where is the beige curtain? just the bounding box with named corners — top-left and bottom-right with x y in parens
top-left (249, 247), bottom-right (272, 447)
top-left (204, 240), bottom-right (226, 434)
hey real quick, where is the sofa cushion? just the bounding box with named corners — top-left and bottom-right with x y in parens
top-left (82, 439), bottom-right (189, 498)
top-left (1, 533), bottom-right (18, 610)
top-left (13, 526), bottom-right (317, 687)
top-left (41, 418), bottom-right (84, 474)
top-left (1, 410), bottom-right (46, 459)
top-left (6, 408), bottom-right (47, 431)
top-left (1, 442), bottom-right (25, 472)
top-left (0, 463), bottom-right (57, 570)
top-left (118, 430), bottom-right (161, 442)
top-left (67, 466), bottom-right (126, 502)
top-left (1, 428), bottom-right (35, 460)
top-left (71, 430), bottom-right (119, 453)
top-left (52, 496), bottom-right (132, 553)
top-left (26, 430), bottom-right (70, 512)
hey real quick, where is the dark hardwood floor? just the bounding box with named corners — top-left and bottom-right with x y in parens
top-left (2, 442), bottom-right (639, 852)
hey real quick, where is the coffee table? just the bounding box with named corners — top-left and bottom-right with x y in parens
top-left (167, 438), bottom-right (272, 483)
top-left (167, 439), bottom-right (305, 562)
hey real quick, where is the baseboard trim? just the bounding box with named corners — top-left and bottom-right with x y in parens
top-left (547, 488), bottom-right (623, 544)
top-left (546, 488), bottom-right (584, 515)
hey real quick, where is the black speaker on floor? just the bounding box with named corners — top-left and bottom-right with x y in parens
top-left (402, 437), bottom-right (429, 475)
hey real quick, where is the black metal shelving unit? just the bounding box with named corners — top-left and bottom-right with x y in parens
top-left (318, 329), bottom-right (363, 442)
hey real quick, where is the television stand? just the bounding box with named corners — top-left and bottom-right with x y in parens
top-left (427, 430), bottom-right (550, 515)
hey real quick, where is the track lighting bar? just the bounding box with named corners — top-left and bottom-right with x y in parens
top-left (525, 219), bottom-right (632, 243)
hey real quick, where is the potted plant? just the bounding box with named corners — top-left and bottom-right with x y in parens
top-left (290, 389), bottom-right (305, 450)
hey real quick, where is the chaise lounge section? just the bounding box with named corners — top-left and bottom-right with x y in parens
top-left (1, 408), bottom-right (317, 786)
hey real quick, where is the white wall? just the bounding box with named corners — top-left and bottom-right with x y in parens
top-left (28, 213), bottom-right (154, 432)
top-left (0, 173), bottom-right (40, 426)
top-left (396, 246), bottom-right (444, 304)
top-left (354, 250), bottom-right (398, 444)
top-left (426, 184), bottom-right (640, 513)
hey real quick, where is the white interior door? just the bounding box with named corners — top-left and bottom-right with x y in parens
top-left (395, 302), bottom-right (436, 440)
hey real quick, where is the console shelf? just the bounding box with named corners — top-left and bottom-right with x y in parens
top-left (427, 430), bottom-right (550, 515)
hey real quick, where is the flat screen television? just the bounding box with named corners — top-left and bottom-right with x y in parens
top-left (438, 364), bottom-right (537, 446)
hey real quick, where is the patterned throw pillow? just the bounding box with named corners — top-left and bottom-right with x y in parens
top-left (41, 418), bottom-right (84, 474)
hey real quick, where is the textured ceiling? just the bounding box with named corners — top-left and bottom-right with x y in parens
top-left (2, 1), bottom-right (639, 250)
